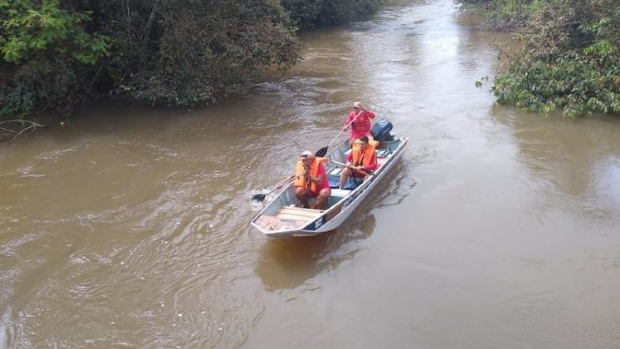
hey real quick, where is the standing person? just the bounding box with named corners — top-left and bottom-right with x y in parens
top-left (343, 101), bottom-right (376, 143)
top-left (278, 151), bottom-right (331, 209)
top-left (339, 136), bottom-right (378, 190)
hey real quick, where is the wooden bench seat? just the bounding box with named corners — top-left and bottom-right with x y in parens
top-left (253, 206), bottom-right (322, 232)
top-left (276, 206), bottom-right (322, 221)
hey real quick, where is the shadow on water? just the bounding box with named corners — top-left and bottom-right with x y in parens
top-left (254, 209), bottom-right (377, 292)
top-left (254, 157), bottom-right (416, 292)
top-left (491, 106), bottom-right (620, 221)
top-left (373, 160), bottom-right (417, 208)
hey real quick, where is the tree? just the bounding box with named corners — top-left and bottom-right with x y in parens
top-left (492, 0), bottom-right (620, 117)
top-left (282, 0), bottom-right (383, 29)
top-left (118, 0), bottom-right (301, 107)
top-left (0, 0), bottom-right (109, 117)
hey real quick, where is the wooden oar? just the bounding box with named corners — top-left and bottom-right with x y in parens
top-left (331, 160), bottom-right (375, 176)
top-left (251, 176), bottom-right (295, 202)
top-left (315, 108), bottom-right (365, 157)
top-left (251, 172), bottom-right (303, 202)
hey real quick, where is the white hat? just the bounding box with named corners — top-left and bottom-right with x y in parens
top-left (299, 150), bottom-right (314, 159)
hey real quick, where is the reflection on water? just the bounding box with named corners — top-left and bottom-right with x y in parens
top-left (495, 109), bottom-right (620, 221)
top-left (593, 157), bottom-right (620, 208)
top-left (253, 159), bottom-right (414, 292)
top-left (255, 213), bottom-right (376, 291)
top-left (373, 161), bottom-right (417, 208)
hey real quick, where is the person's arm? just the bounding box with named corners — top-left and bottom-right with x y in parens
top-left (364, 152), bottom-right (378, 171)
top-left (342, 113), bottom-right (353, 131)
top-left (316, 164), bottom-right (326, 183)
top-left (345, 151), bottom-right (353, 166)
top-left (313, 164), bottom-right (327, 188)
top-left (365, 109), bottom-right (376, 119)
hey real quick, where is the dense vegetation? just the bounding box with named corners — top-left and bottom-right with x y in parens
top-left (281, 0), bottom-right (381, 28)
top-left (457, 0), bottom-right (620, 118)
top-left (0, 0), bottom-right (383, 120)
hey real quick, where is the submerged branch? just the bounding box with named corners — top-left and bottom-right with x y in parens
top-left (0, 120), bottom-right (46, 143)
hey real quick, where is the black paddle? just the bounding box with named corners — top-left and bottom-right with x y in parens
top-left (315, 108), bottom-right (365, 157)
top-left (251, 187), bottom-right (281, 203)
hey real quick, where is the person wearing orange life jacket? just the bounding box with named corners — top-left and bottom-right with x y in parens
top-left (339, 136), bottom-right (378, 190)
top-left (278, 151), bottom-right (331, 209)
top-left (343, 101), bottom-right (376, 143)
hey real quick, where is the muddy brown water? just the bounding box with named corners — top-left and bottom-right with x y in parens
top-left (2, 0), bottom-right (620, 348)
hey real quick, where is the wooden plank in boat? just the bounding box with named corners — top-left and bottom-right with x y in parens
top-left (277, 214), bottom-right (312, 222)
top-left (277, 206), bottom-right (322, 218)
top-left (279, 206), bottom-right (322, 213)
top-left (254, 215), bottom-right (306, 231)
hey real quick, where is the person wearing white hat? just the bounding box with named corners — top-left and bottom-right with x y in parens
top-left (342, 101), bottom-right (376, 143)
top-left (278, 150), bottom-right (331, 209)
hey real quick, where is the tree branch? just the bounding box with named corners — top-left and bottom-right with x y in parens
top-left (0, 120), bottom-right (46, 143)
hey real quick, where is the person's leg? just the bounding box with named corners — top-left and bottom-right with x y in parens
top-left (295, 187), bottom-right (310, 208)
top-left (311, 189), bottom-right (330, 210)
top-left (339, 167), bottom-right (352, 189)
top-left (353, 172), bottom-right (367, 186)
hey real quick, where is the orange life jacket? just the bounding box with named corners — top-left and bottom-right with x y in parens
top-left (351, 143), bottom-right (376, 175)
top-left (294, 157), bottom-right (326, 192)
top-left (367, 135), bottom-right (380, 148)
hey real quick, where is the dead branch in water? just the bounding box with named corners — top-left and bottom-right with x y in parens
top-left (0, 120), bottom-right (46, 143)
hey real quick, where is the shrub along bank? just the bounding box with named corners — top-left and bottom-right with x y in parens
top-left (0, 0), bottom-right (384, 120)
top-left (456, 0), bottom-right (620, 118)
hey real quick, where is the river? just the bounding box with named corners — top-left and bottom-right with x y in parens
top-left (2, 0), bottom-right (620, 348)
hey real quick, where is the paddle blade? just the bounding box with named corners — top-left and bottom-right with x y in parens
top-left (251, 193), bottom-right (267, 202)
top-left (315, 146), bottom-right (328, 157)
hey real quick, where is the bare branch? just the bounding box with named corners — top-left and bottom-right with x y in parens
top-left (0, 120), bottom-right (46, 143)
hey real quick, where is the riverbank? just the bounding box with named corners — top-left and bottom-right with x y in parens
top-left (454, 0), bottom-right (620, 118)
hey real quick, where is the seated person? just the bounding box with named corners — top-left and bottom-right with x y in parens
top-left (279, 151), bottom-right (331, 209)
top-left (339, 136), bottom-right (378, 189)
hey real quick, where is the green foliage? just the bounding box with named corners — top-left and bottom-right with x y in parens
top-left (0, 0), bottom-right (386, 119)
top-left (0, 0), bottom-right (109, 118)
top-left (120, 0), bottom-right (302, 107)
top-left (494, 57), bottom-right (620, 118)
top-left (0, 59), bottom-right (81, 117)
top-left (281, 0), bottom-right (324, 28)
top-left (317, 0), bottom-right (382, 26)
top-left (0, 0), bottom-right (108, 64)
top-left (282, 0), bottom-right (383, 29)
top-left (455, 0), bottom-right (538, 31)
top-left (456, 0), bottom-right (620, 117)
top-left (0, 0), bottom-right (302, 117)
